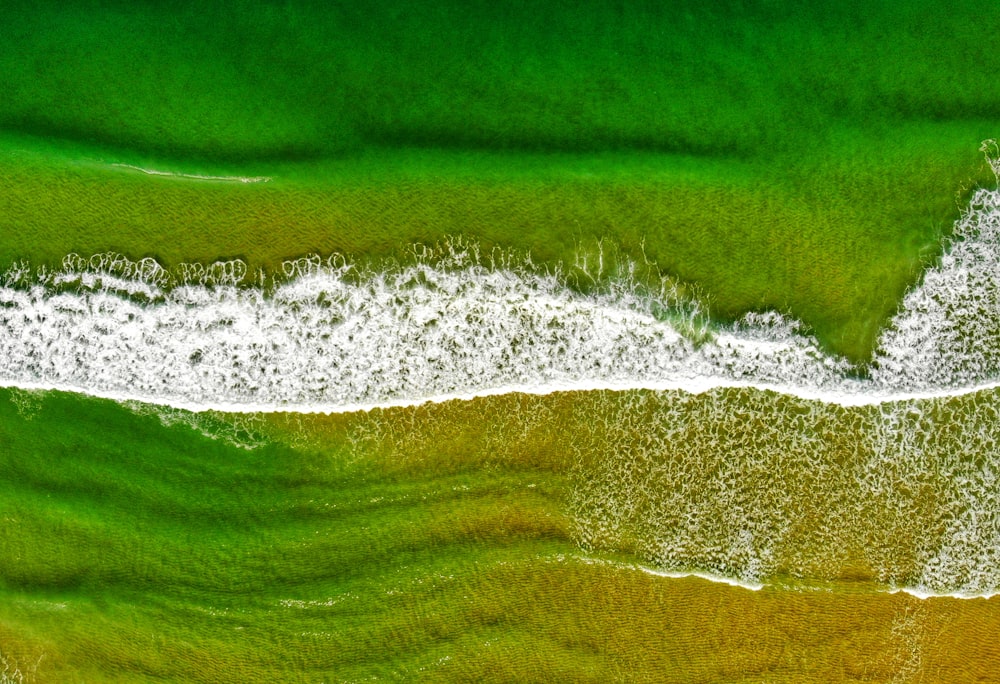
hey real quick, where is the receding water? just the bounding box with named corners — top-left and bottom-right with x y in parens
top-left (566, 388), bottom-right (1000, 597)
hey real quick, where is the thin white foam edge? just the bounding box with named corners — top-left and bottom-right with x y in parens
top-left (4, 374), bottom-right (1000, 415)
top-left (110, 163), bottom-right (270, 183)
top-left (570, 555), bottom-right (764, 591)
top-left (884, 586), bottom-right (997, 600)
top-left (578, 557), bottom-right (1000, 599)
top-left (637, 569), bottom-right (1000, 600)
top-left (635, 566), bottom-right (766, 591)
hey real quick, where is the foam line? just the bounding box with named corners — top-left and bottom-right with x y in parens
top-left (886, 587), bottom-right (996, 600)
top-left (110, 163), bottom-right (270, 183)
top-left (0, 186), bottom-right (998, 414)
top-left (577, 556), bottom-right (998, 599)
top-left (5, 376), bottom-right (1000, 416)
top-left (572, 555), bottom-right (766, 591)
top-left (634, 566), bottom-right (766, 591)
top-left (578, 557), bottom-right (999, 599)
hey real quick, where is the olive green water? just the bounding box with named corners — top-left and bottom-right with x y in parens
top-left (0, 390), bottom-right (570, 681)
top-left (2, 1), bottom-right (1000, 681)
top-left (4, 389), bottom-right (1000, 682)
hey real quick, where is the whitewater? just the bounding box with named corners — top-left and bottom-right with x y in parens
top-left (1, 181), bottom-right (999, 412)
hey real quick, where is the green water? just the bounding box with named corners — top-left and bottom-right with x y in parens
top-left (0, 390), bottom-right (579, 681)
top-left (2, 1), bottom-right (997, 161)
top-left (5, 389), bottom-right (1000, 681)
top-left (1, 1), bottom-right (998, 360)
top-left (2, 1), bottom-right (1000, 680)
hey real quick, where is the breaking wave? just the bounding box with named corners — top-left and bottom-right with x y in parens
top-left (0, 180), bottom-right (999, 411)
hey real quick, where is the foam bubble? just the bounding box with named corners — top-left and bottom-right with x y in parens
top-left (564, 388), bottom-right (1000, 598)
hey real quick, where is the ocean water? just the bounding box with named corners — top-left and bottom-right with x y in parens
top-left (2, 174), bottom-right (999, 597)
top-left (1, 1), bottom-right (998, 365)
top-left (3, 1), bottom-right (1000, 681)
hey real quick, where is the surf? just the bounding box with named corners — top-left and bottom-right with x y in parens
top-left (2, 142), bottom-right (998, 599)
top-left (0, 180), bottom-right (998, 412)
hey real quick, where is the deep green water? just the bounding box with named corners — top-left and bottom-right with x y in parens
top-left (2, 1), bottom-right (997, 162)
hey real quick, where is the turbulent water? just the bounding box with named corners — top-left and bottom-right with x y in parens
top-left (3, 168), bottom-right (1000, 596)
top-left (1, 186), bottom-right (999, 410)
top-left (564, 387), bottom-right (1000, 599)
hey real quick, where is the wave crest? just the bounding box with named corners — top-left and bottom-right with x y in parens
top-left (0, 179), bottom-right (999, 412)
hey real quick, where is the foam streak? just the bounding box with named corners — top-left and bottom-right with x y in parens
top-left (110, 163), bottom-right (271, 183)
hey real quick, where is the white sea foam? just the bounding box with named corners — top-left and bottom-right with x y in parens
top-left (568, 554), bottom-right (988, 598)
top-left (110, 163), bottom-right (271, 183)
top-left (562, 388), bottom-right (1000, 599)
top-left (572, 555), bottom-right (766, 591)
top-left (886, 586), bottom-right (994, 600)
top-left (0, 182), bottom-right (998, 413)
top-left (0, 242), bottom-right (860, 412)
top-left (581, 556), bottom-right (977, 598)
top-left (872, 185), bottom-right (1000, 390)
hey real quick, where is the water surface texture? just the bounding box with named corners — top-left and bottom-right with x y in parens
top-left (2, 2), bottom-right (1000, 682)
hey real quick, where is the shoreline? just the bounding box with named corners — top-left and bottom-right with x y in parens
top-left (4, 374), bottom-right (1000, 415)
